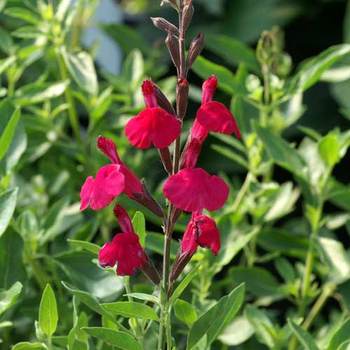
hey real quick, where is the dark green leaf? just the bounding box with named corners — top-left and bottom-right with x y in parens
top-left (327, 318), bottom-right (350, 350)
top-left (187, 284), bottom-right (245, 349)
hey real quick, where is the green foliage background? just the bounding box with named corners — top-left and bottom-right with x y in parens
top-left (1, 0), bottom-right (350, 349)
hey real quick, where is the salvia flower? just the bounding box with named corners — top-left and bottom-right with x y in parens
top-left (181, 76), bottom-right (241, 169)
top-left (181, 212), bottom-right (221, 255)
top-left (163, 167), bottom-right (229, 212)
top-left (80, 137), bottom-right (143, 211)
top-left (98, 205), bottom-right (147, 276)
top-left (196, 75), bottom-right (241, 138)
top-left (125, 80), bottom-right (181, 149)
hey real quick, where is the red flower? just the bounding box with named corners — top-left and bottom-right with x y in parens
top-left (196, 75), bottom-right (241, 138)
top-left (97, 136), bottom-right (143, 198)
top-left (80, 164), bottom-right (125, 211)
top-left (98, 205), bottom-right (147, 276)
top-left (163, 167), bottom-right (229, 212)
top-left (125, 80), bottom-right (181, 149)
top-left (80, 137), bottom-right (143, 211)
top-left (182, 212), bottom-right (220, 255)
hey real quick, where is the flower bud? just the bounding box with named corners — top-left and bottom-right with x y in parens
top-left (154, 84), bottom-right (176, 115)
top-left (181, 1), bottom-right (194, 33)
top-left (176, 78), bottom-right (189, 119)
top-left (166, 33), bottom-right (181, 69)
top-left (151, 17), bottom-right (179, 36)
top-left (159, 147), bottom-right (173, 174)
top-left (187, 33), bottom-right (204, 71)
top-left (160, 0), bottom-right (179, 11)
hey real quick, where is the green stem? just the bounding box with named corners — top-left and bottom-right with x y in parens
top-left (303, 283), bottom-right (335, 331)
top-left (231, 172), bottom-right (254, 213)
top-left (55, 49), bottom-right (82, 145)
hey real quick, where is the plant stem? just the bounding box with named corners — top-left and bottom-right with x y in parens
top-left (55, 50), bottom-right (82, 145)
top-left (303, 283), bottom-right (335, 330)
top-left (231, 172), bottom-right (254, 212)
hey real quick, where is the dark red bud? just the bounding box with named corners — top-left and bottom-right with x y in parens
top-left (176, 78), bottom-right (189, 119)
top-left (166, 33), bottom-right (181, 70)
top-left (151, 17), bottom-right (179, 36)
top-left (154, 84), bottom-right (176, 115)
top-left (132, 181), bottom-right (164, 218)
top-left (141, 259), bottom-right (161, 285)
top-left (158, 147), bottom-right (173, 174)
top-left (187, 33), bottom-right (205, 71)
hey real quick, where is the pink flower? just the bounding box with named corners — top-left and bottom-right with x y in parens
top-left (98, 205), bottom-right (147, 276)
top-left (125, 80), bottom-right (181, 149)
top-left (80, 165), bottom-right (125, 211)
top-left (196, 75), bottom-right (241, 138)
top-left (80, 137), bottom-right (143, 211)
top-left (163, 167), bottom-right (229, 212)
top-left (182, 212), bottom-right (220, 255)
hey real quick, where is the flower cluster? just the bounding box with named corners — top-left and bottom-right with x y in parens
top-left (80, 75), bottom-right (240, 280)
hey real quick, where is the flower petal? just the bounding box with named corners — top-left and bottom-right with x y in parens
top-left (196, 101), bottom-right (241, 138)
top-left (125, 107), bottom-right (181, 149)
top-left (97, 136), bottom-right (121, 164)
top-left (163, 168), bottom-right (229, 212)
top-left (87, 164), bottom-right (125, 211)
top-left (195, 214), bottom-right (220, 255)
top-left (80, 176), bottom-right (95, 211)
top-left (99, 241), bottom-right (118, 267)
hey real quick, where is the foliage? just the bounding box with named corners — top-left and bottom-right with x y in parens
top-left (0, 0), bottom-right (350, 350)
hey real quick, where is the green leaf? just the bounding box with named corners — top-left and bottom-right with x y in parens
top-left (289, 44), bottom-right (350, 93)
top-left (0, 231), bottom-right (25, 289)
top-left (83, 327), bottom-right (141, 350)
top-left (230, 267), bottom-right (283, 297)
top-left (61, 282), bottom-right (116, 323)
top-left (192, 56), bottom-right (240, 95)
top-left (187, 284), bottom-right (245, 349)
top-left (0, 188), bottom-right (18, 237)
top-left (245, 305), bottom-right (277, 348)
top-left (169, 266), bottom-right (199, 305)
top-left (102, 301), bottom-right (159, 321)
top-left (132, 211), bottom-right (146, 247)
top-left (288, 319), bottom-right (319, 350)
top-left (256, 126), bottom-right (306, 176)
top-left (123, 293), bottom-right (159, 304)
top-left (264, 182), bottom-right (300, 222)
top-left (0, 281), bottom-right (22, 316)
top-left (174, 299), bottom-right (197, 327)
top-left (67, 239), bottom-right (100, 255)
top-left (0, 108), bottom-right (20, 161)
top-left (327, 318), bottom-right (350, 350)
top-left (39, 284), bottom-right (58, 337)
top-left (63, 50), bottom-right (98, 95)
top-left (205, 34), bottom-right (259, 72)
top-left (0, 56), bottom-right (16, 75)
top-left (211, 144), bottom-right (248, 169)
top-left (318, 132), bottom-right (341, 168)
top-left (4, 7), bottom-right (40, 24)
top-left (15, 81), bottom-right (68, 105)
top-left (11, 342), bottom-right (47, 350)
top-left (219, 316), bottom-right (254, 346)
top-left (319, 237), bottom-right (350, 284)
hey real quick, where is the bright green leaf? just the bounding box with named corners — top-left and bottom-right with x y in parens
top-left (0, 108), bottom-right (20, 161)
top-left (327, 318), bottom-right (350, 350)
top-left (83, 327), bottom-right (141, 350)
top-left (132, 211), bottom-right (146, 247)
top-left (0, 281), bottom-right (22, 316)
top-left (0, 188), bottom-right (18, 237)
top-left (102, 301), bottom-right (159, 321)
top-left (11, 342), bottom-right (47, 350)
top-left (174, 299), bottom-right (197, 327)
top-left (39, 284), bottom-right (58, 337)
